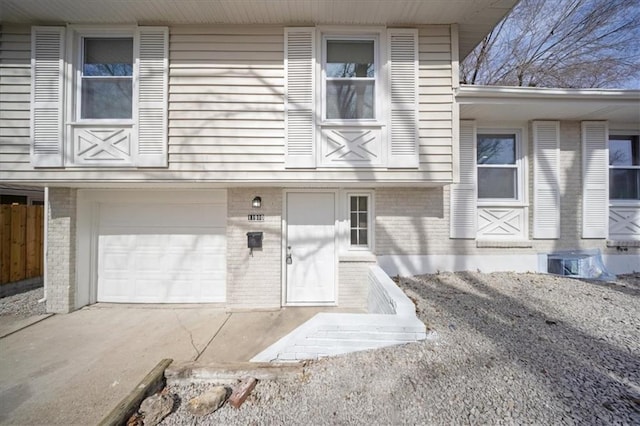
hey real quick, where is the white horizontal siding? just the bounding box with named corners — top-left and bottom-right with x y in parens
top-left (0, 25), bottom-right (31, 170)
top-left (417, 26), bottom-right (453, 178)
top-left (168, 26), bottom-right (285, 170)
top-left (2, 24), bottom-right (454, 184)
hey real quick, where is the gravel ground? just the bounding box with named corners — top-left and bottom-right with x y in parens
top-left (161, 272), bottom-right (640, 425)
top-left (0, 287), bottom-right (46, 318)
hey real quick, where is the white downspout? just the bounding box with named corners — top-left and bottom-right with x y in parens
top-left (38, 187), bottom-right (48, 304)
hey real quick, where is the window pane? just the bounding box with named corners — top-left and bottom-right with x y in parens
top-left (359, 229), bottom-right (368, 245)
top-left (358, 212), bottom-right (367, 228)
top-left (82, 79), bottom-right (132, 119)
top-left (609, 137), bottom-right (639, 166)
top-left (350, 229), bottom-right (358, 245)
top-left (610, 169), bottom-right (640, 200)
top-left (83, 38), bottom-right (133, 76)
top-left (350, 196), bottom-right (358, 211)
top-left (477, 135), bottom-right (516, 164)
top-left (326, 81), bottom-right (374, 119)
top-left (359, 196), bottom-right (367, 210)
top-left (326, 40), bottom-right (374, 78)
top-left (478, 168), bottom-right (517, 199)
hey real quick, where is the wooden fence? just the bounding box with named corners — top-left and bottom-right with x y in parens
top-left (0, 205), bottom-right (44, 285)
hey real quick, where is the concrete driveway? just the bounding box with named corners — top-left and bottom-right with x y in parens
top-left (0, 304), bottom-right (323, 425)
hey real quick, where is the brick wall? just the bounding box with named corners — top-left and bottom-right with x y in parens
top-left (226, 188), bottom-right (282, 309)
top-left (46, 188), bottom-right (77, 313)
top-left (376, 120), bottom-right (638, 260)
top-left (338, 259), bottom-right (374, 310)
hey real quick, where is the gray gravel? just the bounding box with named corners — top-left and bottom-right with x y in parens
top-left (0, 287), bottom-right (46, 318)
top-left (161, 272), bottom-right (640, 425)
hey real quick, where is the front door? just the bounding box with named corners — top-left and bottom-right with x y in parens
top-left (285, 192), bottom-right (336, 304)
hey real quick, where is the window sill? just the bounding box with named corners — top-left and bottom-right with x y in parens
top-left (476, 240), bottom-right (532, 248)
top-left (606, 240), bottom-right (640, 248)
top-left (609, 201), bottom-right (640, 208)
top-left (320, 121), bottom-right (385, 128)
top-left (68, 120), bottom-right (134, 126)
top-left (477, 201), bottom-right (528, 208)
top-left (339, 252), bottom-right (377, 262)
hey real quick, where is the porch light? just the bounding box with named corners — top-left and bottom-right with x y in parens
top-left (252, 196), bottom-right (262, 209)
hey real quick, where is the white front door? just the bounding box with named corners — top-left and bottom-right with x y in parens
top-left (285, 192), bottom-right (336, 304)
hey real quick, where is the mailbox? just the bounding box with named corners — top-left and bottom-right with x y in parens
top-left (247, 232), bottom-right (263, 249)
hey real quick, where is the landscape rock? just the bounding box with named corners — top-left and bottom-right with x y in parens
top-left (0, 287), bottom-right (46, 318)
top-left (229, 377), bottom-right (258, 409)
top-left (140, 393), bottom-right (174, 426)
top-left (186, 386), bottom-right (228, 416)
top-left (159, 272), bottom-right (640, 425)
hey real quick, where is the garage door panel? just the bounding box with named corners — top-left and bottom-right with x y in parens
top-left (97, 195), bottom-right (227, 304)
top-left (100, 204), bottom-right (226, 228)
top-left (98, 278), bottom-right (133, 301)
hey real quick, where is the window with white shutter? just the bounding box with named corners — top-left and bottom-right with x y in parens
top-left (287, 27), bottom-right (419, 169)
top-left (30, 26), bottom-right (168, 168)
top-left (533, 121), bottom-right (560, 239)
top-left (387, 29), bottom-right (419, 168)
top-left (582, 121), bottom-right (609, 238)
top-left (31, 26), bottom-right (66, 167)
top-left (285, 28), bottom-right (316, 168)
top-left (450, 120), bottom-right (477, 238)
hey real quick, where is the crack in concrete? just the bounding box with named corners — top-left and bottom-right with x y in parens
top-left (173, 312), bottom-right (200, 359)
top-left (194, 313), bottom-right (232, 362)
top-left (173, 311), bottom-right (232, 362)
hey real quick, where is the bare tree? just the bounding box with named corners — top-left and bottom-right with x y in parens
top-left (461, 0), bottom-right (640, 88)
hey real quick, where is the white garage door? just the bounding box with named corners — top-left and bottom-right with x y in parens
top-left (96, 192), bottom-right (226, 303)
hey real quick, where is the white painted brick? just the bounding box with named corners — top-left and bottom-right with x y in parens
top-left (375, 120), bottom-right (638, 263)
top-left (226, 188), bottom-right (283, 308)
top-left (46, 188), bottom-right (77, 314)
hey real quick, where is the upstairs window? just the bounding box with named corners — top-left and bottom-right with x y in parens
top-left (80, 37), bottom-right (133, 119)
top-left (609, 135), bottom-right (640, 200)
top-left (323, 37), bottom-right (376, 120)
top-left (477, 133), bottom-right (521, 201)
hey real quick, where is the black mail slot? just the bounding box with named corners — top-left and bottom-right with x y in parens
top-left (247, 232), bottom-right (263, 249)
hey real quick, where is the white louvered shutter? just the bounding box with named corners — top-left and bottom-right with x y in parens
top-left (388, 29), bottom-right (419, 168)
top-left (136, 27), bottom-right (168, 167)
top-left (31, 26), bottom-right (65, 167)
top-left (533, 121), bottom-right (560, 239)
top-left (285, 28), bottom-right (316, 168)
top-left (450, 120), bottom-right (477, 238)
top-left (582, 121), bottom-right (609, 238)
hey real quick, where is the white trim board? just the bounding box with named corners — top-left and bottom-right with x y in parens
top-left (377, 254), bottom-right (639, 276)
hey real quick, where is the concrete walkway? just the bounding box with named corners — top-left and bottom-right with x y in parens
top-left (0, 305), bottom-right (323, 425)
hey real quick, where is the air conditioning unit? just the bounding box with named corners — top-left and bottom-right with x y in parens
top-left (545, 249), bottom-right (615, 281)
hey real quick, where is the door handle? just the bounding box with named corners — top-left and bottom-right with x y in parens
top-left (286, 246), bottom-right (293, 265)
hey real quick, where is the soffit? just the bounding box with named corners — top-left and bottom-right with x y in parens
top-left (457, 86), bottom-right (640, 123)
top-left (0, 0), bottom-right (517, 57)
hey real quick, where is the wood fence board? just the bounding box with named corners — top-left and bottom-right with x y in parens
top-left (26, 206), bottom-right (38, 278)
top-left (0, 206), bottom-right (10, 283)
top-left (1, 205), bottom-right (43, 285)
top-left (10, 205), bottom-right (27, 282)
top-left (36, 206), bottom-right (43, 276)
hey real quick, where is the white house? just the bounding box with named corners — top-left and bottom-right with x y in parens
top-left (0, 0), bottom-right (638, 314)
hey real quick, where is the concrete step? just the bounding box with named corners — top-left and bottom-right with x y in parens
top-left (309, 330), bottom-right (424, 341)
top-left (276, 340), bottom-right (408, 360)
